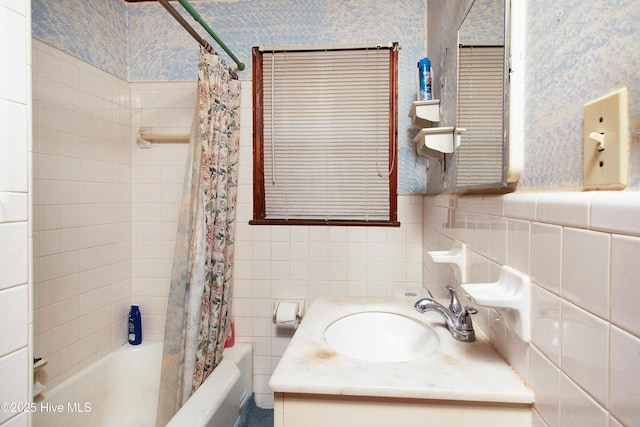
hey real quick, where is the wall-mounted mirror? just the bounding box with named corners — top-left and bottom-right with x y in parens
top-left (454, 0), bottom-right (512, 191)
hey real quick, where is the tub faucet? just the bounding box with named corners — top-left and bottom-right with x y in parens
top-left (414, 289), bottom-right (477, 342)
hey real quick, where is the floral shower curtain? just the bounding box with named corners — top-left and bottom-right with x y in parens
top-left (156, 50), bottom-right (240, 427)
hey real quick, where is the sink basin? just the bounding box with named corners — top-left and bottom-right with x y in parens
top-left (323, 312), bottom-right (439, 363)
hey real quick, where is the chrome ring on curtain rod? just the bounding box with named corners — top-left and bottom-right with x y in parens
top-left (199, 46), bottom-right (240, 81)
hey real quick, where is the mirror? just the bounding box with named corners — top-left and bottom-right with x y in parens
top-left (454, 0), bottom-right (510, 191)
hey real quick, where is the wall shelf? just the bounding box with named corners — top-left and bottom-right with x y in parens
top-left (409, 100), bottom-right (465, 158)
top-left (427, 241), bottom-right (467, 283)
top-left (409, 99), bottom-right (440, 128)
top-left (461, 266), bottom-right (531, 342)
top-left (414, 127), bottom-right (465, 158)
top-left (33, 357), bottom-right (48, 398)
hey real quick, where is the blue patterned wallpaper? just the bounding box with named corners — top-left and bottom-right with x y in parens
top-left (32, 0), bottom-right (639, 191)
top-left (32, 0), bottom-right (128, 78)
top-left (459, 0), bottom-right (504, 44)
top-left (428, 0), bottom-right (639, 191)
top-left (31, 0), bottom-right (429, 194)
top-left (523, 0), bottom-right (640, 190)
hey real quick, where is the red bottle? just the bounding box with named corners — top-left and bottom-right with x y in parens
top-left (224, 321), bottom-right (235, 348)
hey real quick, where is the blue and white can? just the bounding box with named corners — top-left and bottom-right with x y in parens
top-left (418, 57), bottom-right (432, 101)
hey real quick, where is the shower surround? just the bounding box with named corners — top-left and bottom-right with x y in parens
top-left (32, 39), bottom-right (133, 388)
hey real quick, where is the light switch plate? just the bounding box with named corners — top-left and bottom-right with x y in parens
top-left (583, 88), bottom-right (628, 190)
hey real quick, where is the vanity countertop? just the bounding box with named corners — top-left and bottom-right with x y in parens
top-left (269, 296), bottom-right (534, 404)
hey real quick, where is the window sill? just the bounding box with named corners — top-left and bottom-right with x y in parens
top-left (249, 219), bottom-right (401, 227)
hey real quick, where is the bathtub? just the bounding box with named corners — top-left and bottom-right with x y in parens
top-left (33, 341), bottom-right (252, 427)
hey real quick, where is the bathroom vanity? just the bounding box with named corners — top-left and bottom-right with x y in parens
top-left (269, 296), bottom-right (533, 427)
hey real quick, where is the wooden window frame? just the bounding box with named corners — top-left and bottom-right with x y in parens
top-left (250, 44), bottom-right (399, 227)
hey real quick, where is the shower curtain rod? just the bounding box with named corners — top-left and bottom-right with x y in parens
top-left (157, 0), bottom-right (245, 71)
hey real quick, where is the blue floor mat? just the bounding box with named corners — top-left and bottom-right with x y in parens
top-left (238, 394), bottom-right (273, 427)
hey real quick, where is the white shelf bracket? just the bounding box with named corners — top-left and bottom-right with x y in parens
top-left (461, 265), bottom-right (531, 342)
top-left (427, 241), bottom-right (467, 283)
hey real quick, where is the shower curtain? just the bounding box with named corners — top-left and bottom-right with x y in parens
top-left (156, 49), bottom-right (240, 427)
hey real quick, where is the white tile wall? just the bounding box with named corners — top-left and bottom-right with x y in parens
top-left (0, 349), bottom-right (30, 425)
top-left (531, 285), bottom-right (561, 365)
top-left (562, 228), bottom-right (610, 318)
top-left (530, 347), bottom-right (560, 427)
top-left (0, 223), bottom-right (29, 289)
top-left (0, 286), bottom-right (29, 356)
top-left (610, 326), bottom-right (640, 426)
top-left (611, 234), bottom-right (640, 337)
top-left (0, 1), bottom-right (30, 426)
top-left (423, 192), bottom-right (640, 427)
top-left (560, 374), bottom-right (609, 427)
top-left (32, 39), bottom-right (132, 389)
top-left (130, 80), bottom-right (195, 341)
top-left (237, 189), bottom-right (424, 407)
top-left (0, 100), bottom-right (29, 193)
top-left (561, 301), bottom-right (608, 406)
top-left (530, 223), bottom-right (562, 294)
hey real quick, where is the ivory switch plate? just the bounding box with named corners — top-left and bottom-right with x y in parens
top-left (583, 88), bottom-right (628, 190)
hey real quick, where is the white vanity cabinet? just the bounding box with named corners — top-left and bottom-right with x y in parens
top-left (274, 393), bottom-right (531, 427)
top-left (269, 297), bottom-right (534, 427)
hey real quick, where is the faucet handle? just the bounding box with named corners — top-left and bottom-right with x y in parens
top-left (446, 286), bottom-right (462, 315)
top-left (457, 306), bottom-right (478, 332)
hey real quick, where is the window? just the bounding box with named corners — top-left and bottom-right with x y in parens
top-left (251, 43), bottom-right (399, 226)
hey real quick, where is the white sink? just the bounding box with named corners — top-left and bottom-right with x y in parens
top-left (323, 311), bottom-right (439, 363)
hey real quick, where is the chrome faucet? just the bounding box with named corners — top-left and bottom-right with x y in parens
top-left (446, 285), bottom-right (462, 315)
top-left (414, 287), bottom-right (477, 342)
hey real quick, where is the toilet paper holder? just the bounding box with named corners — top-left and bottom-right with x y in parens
top-left (273, 300), bottom-right (305, 323)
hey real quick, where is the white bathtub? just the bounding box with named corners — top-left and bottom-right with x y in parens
top-left (33, 341), bottom-right (252, 427)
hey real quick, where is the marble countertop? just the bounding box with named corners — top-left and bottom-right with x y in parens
top-left (269, 296), bottom-right (534, 404)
